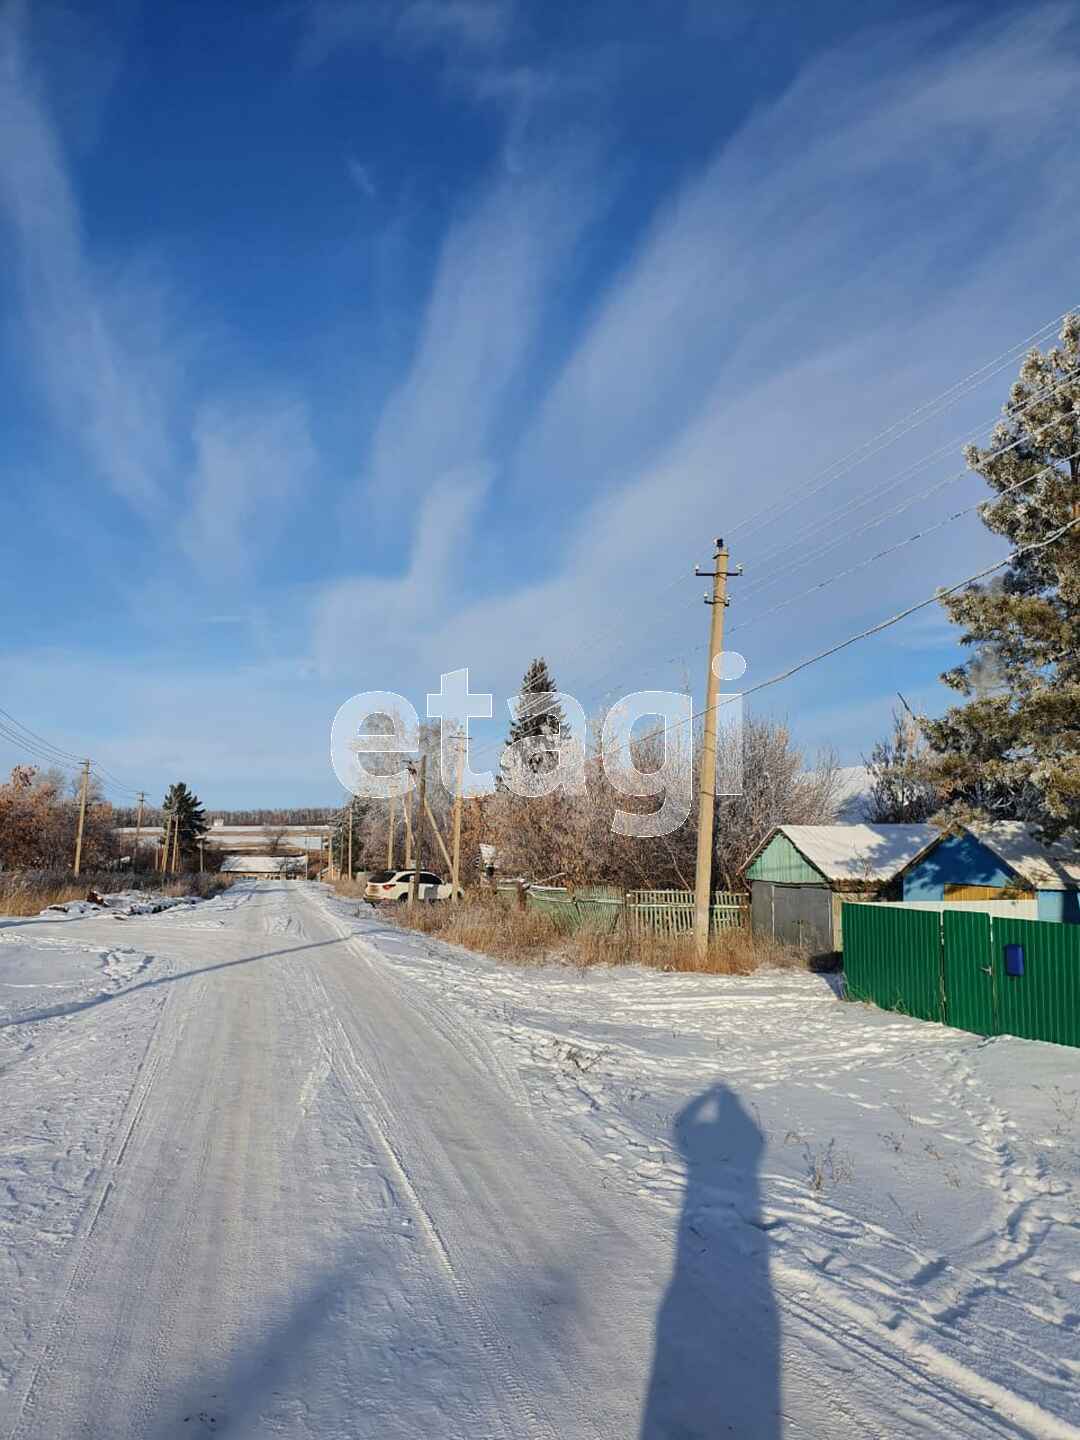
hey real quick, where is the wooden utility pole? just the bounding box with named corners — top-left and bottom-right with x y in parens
top-left (171, 810), bottom-right (181, 873)
top-left (421, 795), bottom-right (453, 874)
top-left (347, 802), bottom-right (353, 881)
top-left (73, 759), bottom-right (91, 878)
top-left (386, 795), bottom-right (396, 870)
top-left (693, 539), bottom-right (737, 960)
top-left (407, 754), bottom-right (427, 909)
top-left (198, 839), bottom-right (205, 874)
top-left (403, 783), bottom-right (415, 868)
top-left (132, 791), bottom-right (146, 873)
top-left (450, 734), bottom-right (465, 902)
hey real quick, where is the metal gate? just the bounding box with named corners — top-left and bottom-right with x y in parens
top-left (842, 903), bottom-right (1080, 1049)
top-left (941, 910), bottom-right (995, 1036)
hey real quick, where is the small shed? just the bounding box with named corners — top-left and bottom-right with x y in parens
top-left (900, 822), bottom-right (1080, 923)
top-left (742, 824), bottom-right (937, 954)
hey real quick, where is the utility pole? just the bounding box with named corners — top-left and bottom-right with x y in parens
top-left (132, 791), bottom-right (146, 874)
top-left (693, 538), bottom-right (740, 960)
top-left (347, 801), bottom-right (353, 881)
top-left (157, 813), bottom-right (168, 873)
top-left (450, 733), bottom-right (465, 903)
top-left (73, 759), bottom-right (91, 878)
top-left (421, 795), bottom-right (454, 874)
top-left (171, 810), bottom-right (181, 874)
top-left (403, 783), bottom-right (415, 869)
top-left (408, 754), bottom-right (427, 910)
top-left (386, 795), bottom-right (396, 870)
top-left (198, 839), bottom-right (204, 874)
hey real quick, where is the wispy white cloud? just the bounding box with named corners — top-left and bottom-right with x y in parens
top-left (396, 0), bottom-right (510, 53)
top-left (346, 155), bottom-right (377, 197)
top-left (314, 6), bottom-right (1080, 738)
top-left (0, 3), bottom-right (176, 515)
top-left (316, 468), bottom-right (488, 679)
top-left (297, 0), bottom-right (511, 68)
top-left (354, 154), bottom-right (601, 529)
top-left (182, 398), bottom-right (318, 583)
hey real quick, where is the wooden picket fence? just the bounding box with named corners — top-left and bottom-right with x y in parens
top-left (627, 889), bottom-right (748, 937)
top-left (519, 884), bottom-right (748, 937)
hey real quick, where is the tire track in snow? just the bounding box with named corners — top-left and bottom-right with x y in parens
top-left (301, 955), bottom-right (574, 1440)
top-left (3, 963), bottom-right (193, 1440)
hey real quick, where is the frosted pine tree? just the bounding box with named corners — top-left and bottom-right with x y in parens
top-left (923, 313), bottom-right (1080, 839)
top-left (498, 658), bottom-right (568, 786)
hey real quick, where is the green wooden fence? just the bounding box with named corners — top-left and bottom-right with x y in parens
top-left (522, 886), bottom-right (749, 937)
top-left (842, 902), bottom-right (1080, 1049)
top-left (626, 890), bottom-right (748, 937)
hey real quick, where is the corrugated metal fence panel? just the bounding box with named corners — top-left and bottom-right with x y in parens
top-left (574, 897), bottom-right (622, 934)
top-left (527, 887), bottom-right (578, 932)
top-left (993, 916), bottom-right (1080, 1049)
top-left (842, 903), bottom-right (944, 1022)
top-left (941, 910), bottom-right (994, 1036)
top-left (844, 904), bottom-right (1080, 1048)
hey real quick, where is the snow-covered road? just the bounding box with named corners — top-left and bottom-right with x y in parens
top-left (1, 881), bottom-right (1078, 1438)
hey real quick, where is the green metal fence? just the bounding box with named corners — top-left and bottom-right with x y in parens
top-left (522, 886), bottom-right (749, 937)
top-left (842, 902), bottom-right (1080, 1048)
top-left (843, 903), bottom-right (943, 1021)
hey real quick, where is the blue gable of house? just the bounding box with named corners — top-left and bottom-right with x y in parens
top-left (902, 831), bottom-right (1018, 901)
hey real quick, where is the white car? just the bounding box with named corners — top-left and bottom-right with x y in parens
top-left (364, 869), bottom-right (461, 903)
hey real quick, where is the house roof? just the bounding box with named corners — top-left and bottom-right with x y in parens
top-left (745, 824), bottom-right (939, 883)
top-left (950, 822), bottom-right (1080, 890)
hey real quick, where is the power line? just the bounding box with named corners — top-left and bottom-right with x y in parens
top-left (665, 513), bottom-right (1080, 739)
top-left (0, 706), bottom-right (149, 803)
top-left (0, 720), bottom-right (84, 774)
top-left (728, 306), bottom-right (1077, 543)
top-left (535, 505), bottom-right (1080, 769)
top-left (484, 307), bottom-right (1080, 714)
top-left (737, 362), bottom-right (1080, 593)
top-left (92, 763), bottom-right (147, 800)
top-left (530, 319), bottom-right (1080, 716)
top-left (500, 377), bottom-right (1080, 747)
top-left (0, 706), bottom-right (84, 764)
top-left (728, 447), bottom-right (1080, 638)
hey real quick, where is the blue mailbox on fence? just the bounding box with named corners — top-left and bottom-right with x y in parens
top-left (1004, 943), bottom-right (1025, 978)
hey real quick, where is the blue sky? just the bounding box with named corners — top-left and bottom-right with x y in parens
top-left (1, 0), bottom-right (1078, 807)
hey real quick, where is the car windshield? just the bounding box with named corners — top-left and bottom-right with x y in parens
top-left (367, 870), bottom-right (395, 883)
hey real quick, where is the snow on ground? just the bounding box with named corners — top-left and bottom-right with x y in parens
top-left (320, 889), bottom-right (1080, 1437)
top-left (0, 879), bottom-right (1077, 1438)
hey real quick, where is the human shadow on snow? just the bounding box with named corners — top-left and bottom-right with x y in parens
top-left (640, 1084), bottom-right (781, 1438)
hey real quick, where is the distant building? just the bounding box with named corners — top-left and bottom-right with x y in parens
top-left (115, 822), bottom-right (332, 858)
top-left (220, 854), bottom-right (307, 879)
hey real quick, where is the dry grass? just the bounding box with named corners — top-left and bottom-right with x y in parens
top-left (0, 870), bottom-right (233, 917)
top-left (382, 894), bottom-right (805, 975)
top-left (330, 877), bottom-right (371, 901)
